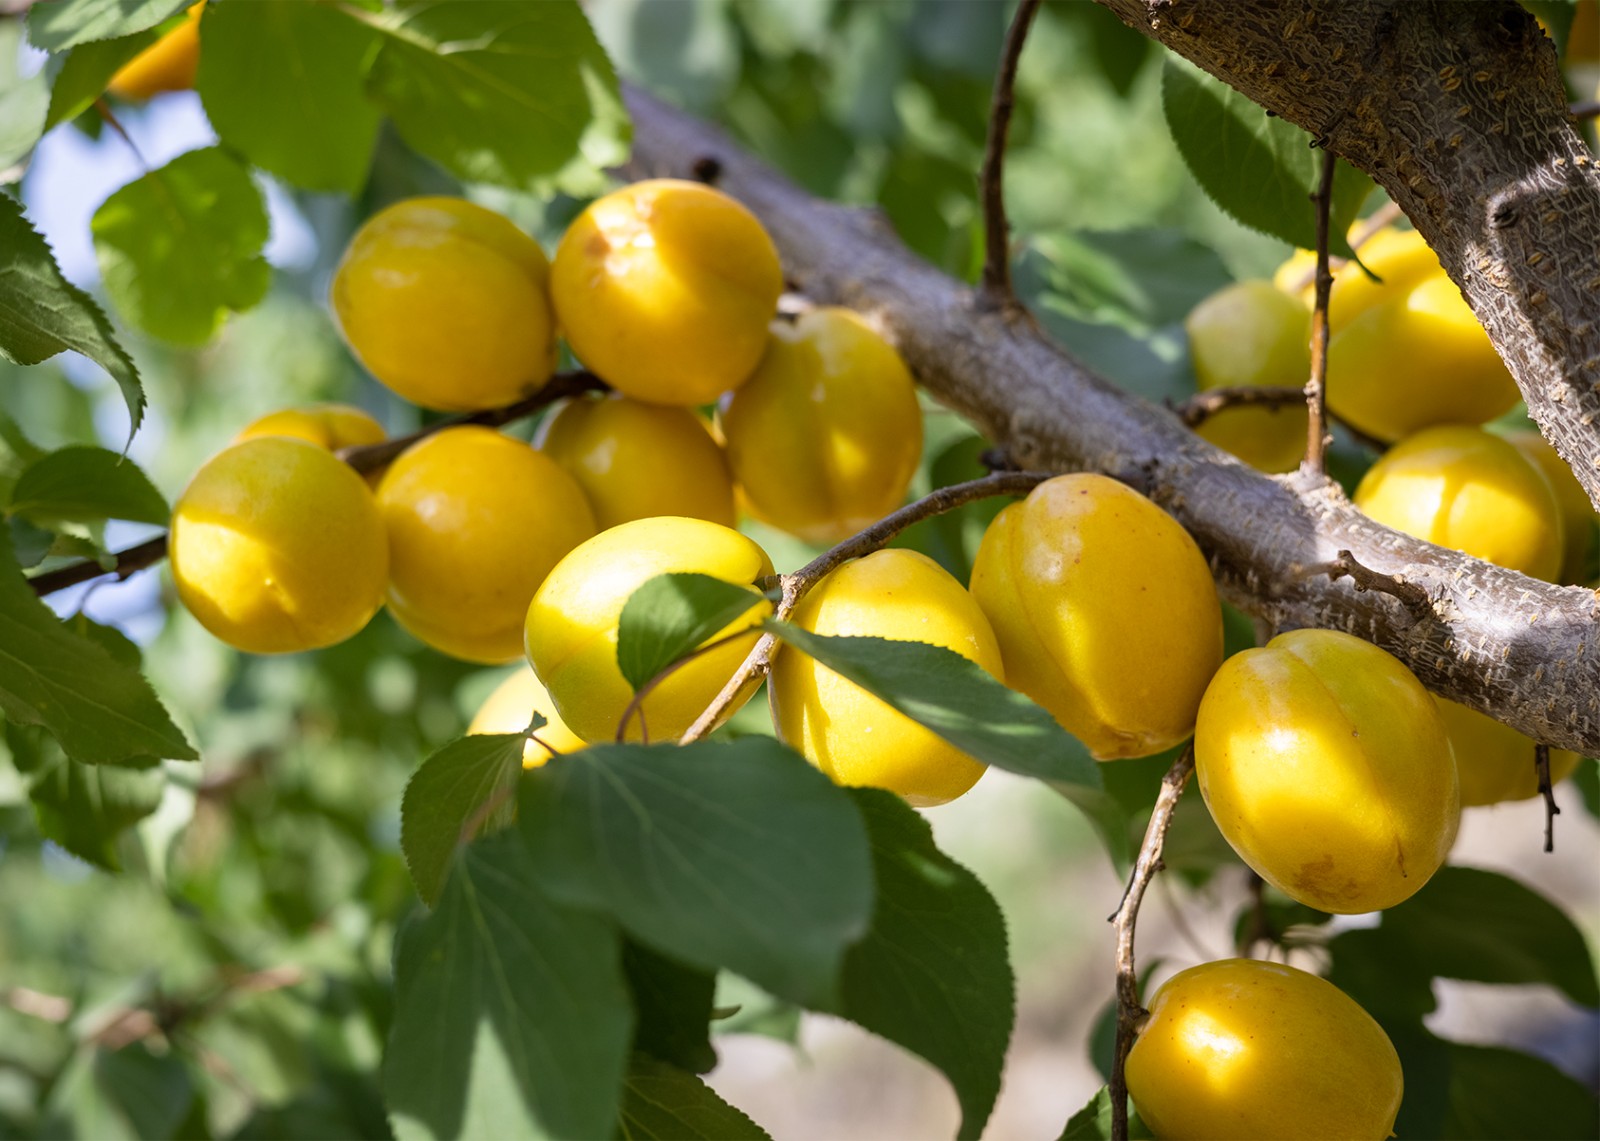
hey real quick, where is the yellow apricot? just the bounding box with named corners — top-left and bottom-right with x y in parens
top-left (769, 550), bottom-right (1003, 806)
top-left (1502, 430), bottom-right (1598, 584)
top-left (538, 394), bottom-right (735, 530)
top-left (1434, 698), bottom-right (1581, 807)
top-left (525, 517), bottom-right (773, 743)
top-left (1195, 628), bottom-right (1459, 913)
top-left (968, 473), bottom-right (1223, 760)
top-left (235, 404), bottom-right (386, 452)
top-left (551, 180), bottom-right (783, 406)
top-left (467, 666), bottom-right (588, 769)
top-left (107, 3), bottom-right (203, 101)
top-left (1184, 280), bottom-right (1309, 473)
top-left (331, 198), bottom-right (556, 412)
top-left (377, 427), bottom-right (595, 665)
top-left (1353, 424), bottom-right (1563, 581)
top-left (170, 437), bottom-right (387, 654)
top-left (720, 307), bottom-right (924, 543)
top-left (1127, 959), bottom-right (1402, 1141)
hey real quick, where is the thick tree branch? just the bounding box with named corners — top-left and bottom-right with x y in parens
top-left (623, 86), bottom-right (1600, 756)
top-left (1092, 0), bottom-right (1600, 509)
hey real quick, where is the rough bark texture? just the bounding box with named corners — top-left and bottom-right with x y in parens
top-left (623, 87), bottom-right (1600, 756)
top-left (1095, 0), bottom-right (1600, 508)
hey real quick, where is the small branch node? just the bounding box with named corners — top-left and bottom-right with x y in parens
top-left (1317, 550), bottom-right (1434, 620)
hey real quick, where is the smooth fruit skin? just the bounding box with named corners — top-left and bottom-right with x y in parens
top-left (331, 198), bottom-right (556, 412)
top-left (1503, 429), bottom-right (1598, 584)
top-left (551, 180), bottom-right (783, 406)
top-left (377, 427), bottom-right (595, 665)
top-left (769, 550), bottom-right (1003, 806)
top-left (721, 307), bottom-right (924, 543)
top-left (170, 437), bottom-right (387, 654)
top-left (107, 4), bottom-right (203, 100)
top-left (467, 666), bottom-right (588, 769)
top-left (1434, 698), bottom-right (1581, 807)
top-left (538, 394), bottom-right (735, 530)
top-left (235, 404), bottom-right (386, 452)
top-left (1195, 628), bottom-right (1459, 913)
top-left (525, 517), bottom-right (773, 743)
top-left (1353, 424), bottom-right (1564, 581)
top-left (968, 474), bottom-right (1223, 760)
top-left (1126, 959), bottom-right (1402, 1141)
top-left (1184, 280), bottom-right (1310, 473)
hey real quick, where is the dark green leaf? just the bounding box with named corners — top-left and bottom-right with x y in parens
top-left (616, 1053), bottom-right (769, 1141)
top-left (1385, 1021), bottom-right (1453, 1141)
top-left (1441, 1043), bottom-right (1598, 1140)
top-left (617, 573), bottom-right (768, 694)
top-left (519, 737), bottom-right (874, 1007)
top-left (0, 195), bottom-right (144, 432)
top-left (400, 733), bottom-right (526, 907)
top-left (1379, 866), bottom-right (1598, 1006)
top-left (9, 445), bottom-right (168, 527)
top-left (44, 32), bottom-right (159, 130)
top-left (6, 721), bottom-right (163, 870)
top-left (0, 530), bottom-right (195, 763)
top-left (1033, 228), bottom-right (1232, 336)
top-left (197, 2), bottom-right (382, 193)
top-left (833, 789), bottom-right (1013, 1141)
top-left (25, 0), bottom-right (188, 52)
top-left (385, 831), bottom-right (633, 1141)
top-left (357, 0), bottom-right (630, 192)
top-left (10, 517), bottom-right (54, 568)
top-left (623, 940), bottom-right (718, 1075)
top-left (91, 146), bottom-right (270, 345)
top-left (1161, 58), bottom-right (1371, 256)
top-left (1057, 1086), bottom-right (1151, 1141)
top-left (1325, 928), bottom-right (1438, 1022)
top-left (92, 1044), bottom-right (197, 1140)
top-left (1572, 755), bottom-right (1598, 819)
top-left (0, 22), bottom-right (51, 175)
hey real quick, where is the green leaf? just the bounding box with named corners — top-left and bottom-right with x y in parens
top-left (1057, 1087), bottom-right (1151, 1141)
top-left (25, 0), bottom-right (189, 52)
top-left (384, 831), bottom-right (633, 1141)
top-left (357, 0), bottom-right (631, 192)
top-left (617, 1054), bottom-right (769, 1141)
top-left (399, 733), bottom-right (527, 907)
top-left (623, 940), bottom-right (718, 1075)
top-left (1572, 755), bottom-right (1598, 820)
top-left (616, 573), bottom-right (769, 694)
top-left (833, 789), bottom-right (1013, 1141)
top-left (1325, 927), bottom-right (1438, 1023)
top-left (6, 721), bottom-right (163, 870)
top-left (0, 21), bottom-right (51, 175)
top-left (1161, 58), bottom-right (1372, 257)
top-left (91, 146), bottom-right (270, 345)
top-left (518, 737), bottom-right (874, 1007)
top-left (0, 530), bottom-right (195, 764)
top-left (44, 33), bottom-right (159, 130)
top-left (8, 445), bottom-right (168, 527)
top-left (91, 1044), bottom-right (198, 1140)
top-left (762, 623), bottom-right (1128, 861)
top-left (1377, 865), bottom-right (1599, 1007)
top-left (0, 195), bottom-right (145, 433)
top-left (197, 2), bottom-right (382, 193)
top-left (1441, 1043), bottom-right (1598, 1140)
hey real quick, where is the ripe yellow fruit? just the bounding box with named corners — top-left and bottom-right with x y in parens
top-left (1195, 628), bottom-right (1459, 913)
top-left (235, 404), bottom-right (386, 452)
top-left (769, 550), bottom-right (1003, 806)
top-left (377, 427), bottom-right (595, 665)
top-left (467, 666), bottom-right (588, 768)
top-left (1502, 430), bottom-right (1598, 584)
top-left (107, 3), bottom-right (203, 101)
top-left (331, 198), bottom-right (556, 412)
top-left (538, 394), bottom-right (735, 530)
top-left (551, 180), bottom-right (783, 406)
top-left (170, 437), bottom-right (387, 654)
top-left (1323, 229), bottom-right (1519, 441)
top-left (968, 473), bottom-right (1223, 760)
top-left (525, 517), bottom-right (773, 743)
top-left (1126, 959), bottom-right (1403, 1141)
top-left (720, 307), bottom-right (924, 543)
top-left (1184, 280), bottom-right (1309, 473)
top-left (1434, 698), bottom-right (1581, 807)
top-left (1353, 424), bottom-right (1564, 581)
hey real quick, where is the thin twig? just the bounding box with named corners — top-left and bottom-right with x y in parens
top-left (1534, 743), bottom-right (1560, 853)
top-left (1108, 746), bottom-right (1196, 1141)
top-left (1304, 150), bottom-right (1338, 475)
top-left (977, 0), bottom-right (1042, 306)
top-left (1571, 99), bottom-right (1600, 122)
top-left (94, 99), bottom-right (148, 169)
top-left (1314, 549), bottom-right (1434, 620)
top-left (1172, 386), bottom-right (1306, 428)
top-left (1284, 199), bottom-right (1404, 295)
top-left (27, 371), bottom-right (607, 597)
top-left (615, 627), bottom-right (764, 743)
top-left (678, 469), bottom-right (1054, 744)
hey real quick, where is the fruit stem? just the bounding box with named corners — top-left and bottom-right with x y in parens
top-left (1303, 149), bottom-right (1338, 476)
top-left (976, 0), bottom-right (1042, 308)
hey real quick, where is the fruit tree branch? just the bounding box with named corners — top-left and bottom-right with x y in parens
top-left (1090, 0), bottom-right (1600, 509)
top-left (623, 86), bottom-right (1600, 755)
top-left (1535, 742), bottom-right (1560, 853)
top-left (1304, 150), bottom-right (1337, 475)
top-left (977, 0), bottom-right (1042, 307)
